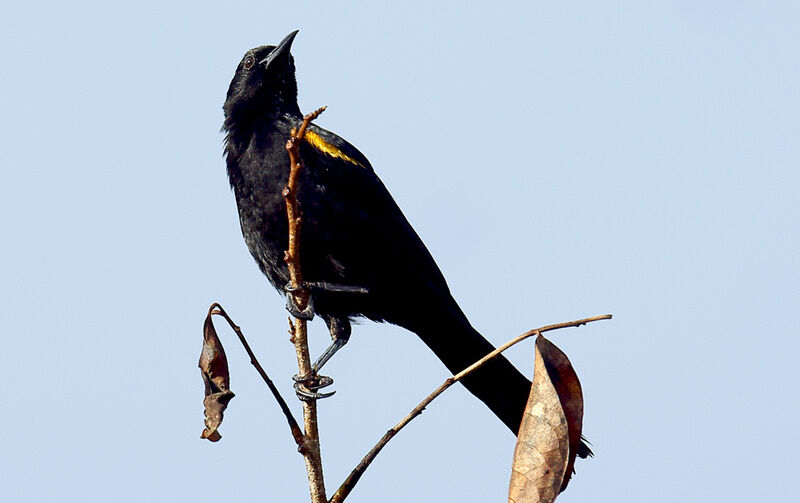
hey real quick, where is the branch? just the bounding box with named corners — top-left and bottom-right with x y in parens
top-left (329, 313), bottom-right (612, 503)
top-left (284, 106), bottom-right (328, 503)
top-left (208, 303), bottom-right (304, 446)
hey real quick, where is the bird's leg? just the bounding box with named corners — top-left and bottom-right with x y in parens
top-left (284, 282), bottom-right (330, 399)
top-left (312, 339), bottom-right (347, 374)
top-left (305, 281), bottom-right (368, 295)
top-left (312, 316), bottom-right (351, 373)
top-left (286, 281), bottom-right (362, 400)
top-left (291, 315), bottom-right (352, 401)
top-left (285, 282), bottom-right (362, 372)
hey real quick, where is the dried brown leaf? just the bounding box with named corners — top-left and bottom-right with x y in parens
top-left (509, 335), bottom-right (588, 502)
top-left (509, 335), bottom-right (569, 503)
top-left (199, 307), bottom-right (235, 442)
top-left (536, 336), bottom-right (586, 491)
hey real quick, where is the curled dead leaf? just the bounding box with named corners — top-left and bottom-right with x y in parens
top-left (535, 336), bottom-right (588, 490)
top-left (508, 335), bottom-right (587, 503)
top-left (199, 305), bottom-right (235, 442)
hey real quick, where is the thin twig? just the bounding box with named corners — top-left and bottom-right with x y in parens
top-left (329, 313), bottom-right (612, 503)
top-left (209, 303), bottom-right (304, 446)
top-left (284, 106), bottom-right (328, 503)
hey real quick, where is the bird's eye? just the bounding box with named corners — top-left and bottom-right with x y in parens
top-left (243, 55), bottom-right (255, 70)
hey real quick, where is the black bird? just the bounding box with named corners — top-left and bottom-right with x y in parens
top-left (222, 30), bottom-right (590, 455)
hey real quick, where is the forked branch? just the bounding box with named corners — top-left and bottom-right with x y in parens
top-left (208, 303), bottom-right (303, 446)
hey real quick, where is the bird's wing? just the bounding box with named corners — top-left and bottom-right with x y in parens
top-left (299, 124), bottom-right (454, 303)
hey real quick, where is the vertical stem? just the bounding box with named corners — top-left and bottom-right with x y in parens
top-left (284, 107), bottom-right (328, 503)
top-left (294, 320), bottom-right (325, 503)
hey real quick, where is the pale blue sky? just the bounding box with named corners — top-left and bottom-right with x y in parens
top-left (2, 2), bottom-right (798, 502)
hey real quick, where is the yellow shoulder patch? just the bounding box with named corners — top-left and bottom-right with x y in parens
top-left (304, 130), bottom-right (364, 168)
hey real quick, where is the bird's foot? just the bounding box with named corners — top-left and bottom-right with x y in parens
top-left (292, 373), bottom-right (335, 401)
top-left (284, 282), bottom-right (315, 320)
top-left (284, 282), bottom-right (369, 320)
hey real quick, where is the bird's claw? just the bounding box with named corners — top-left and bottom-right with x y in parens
top-left (293, 373), bottom-right (335, 401)
top-left (284, 281), bottom-right (369, 320)
top-left (284, 282), bottom-right (315, 320)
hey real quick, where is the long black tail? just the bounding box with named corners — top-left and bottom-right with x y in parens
top-left (409, 307), bottom-right (531, 433)
top-left (388, 288), bottom-right (530, 433)
top-left (396, 295), bottom-right (592, 457)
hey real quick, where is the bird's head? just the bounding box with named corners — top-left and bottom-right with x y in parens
top-left (223, 30), bottom-right (300, 125)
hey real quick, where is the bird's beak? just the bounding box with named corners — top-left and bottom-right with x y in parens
top-left (260, 30), bottom-right (299, 69)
